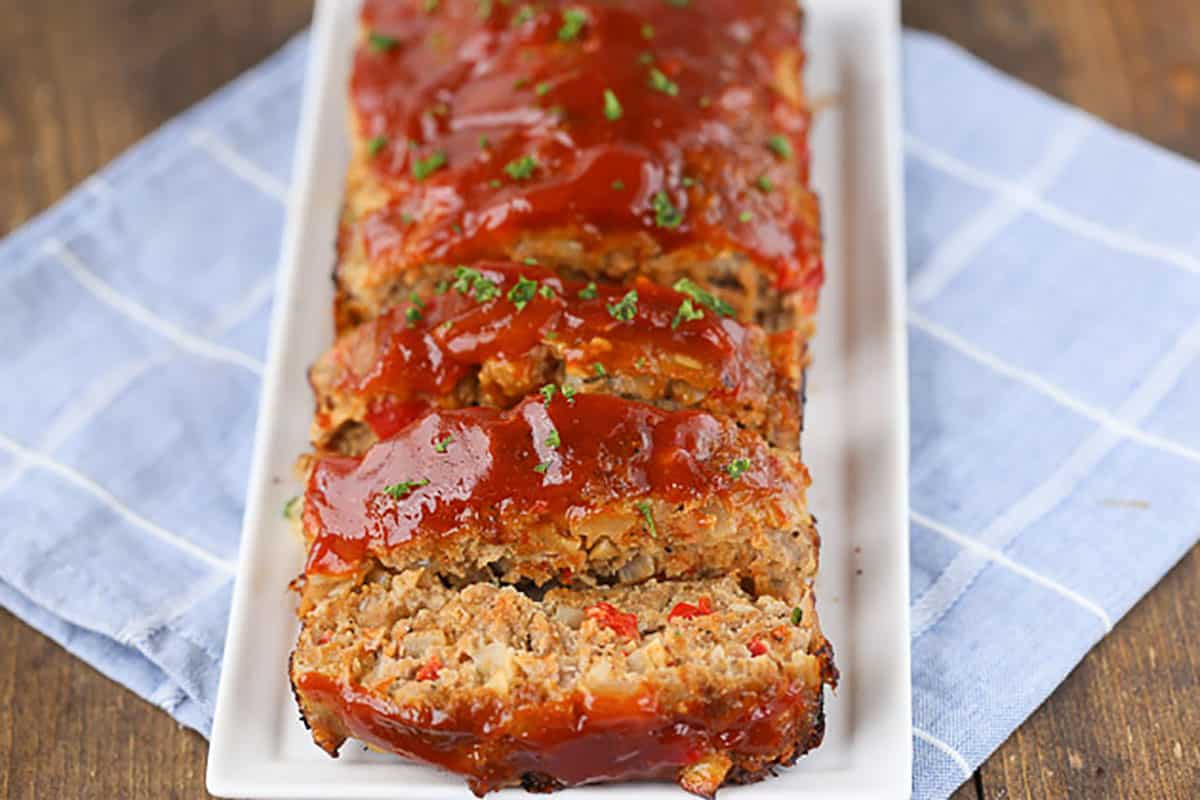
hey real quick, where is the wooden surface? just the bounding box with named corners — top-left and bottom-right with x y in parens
top-left (0, 1), bottom-right (1197, 797)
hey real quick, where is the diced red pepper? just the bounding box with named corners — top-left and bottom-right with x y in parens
top-left (667, 596), bottom-right (714, 621)
top-left (585, 601), bottom-right (641, 639)
top-left (746, 637), bottom-right (768, 657)
top-left (415, 655), bottom-right (442, 681)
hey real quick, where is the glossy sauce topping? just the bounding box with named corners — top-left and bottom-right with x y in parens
top-left (324, 262), bottom-right (768, 438)
top-left (295, 672), bottom-right (814, 793)
top-left (353, 0), bottom-right (821, 293)
top-left (304, 393), bottom-right (787, 575)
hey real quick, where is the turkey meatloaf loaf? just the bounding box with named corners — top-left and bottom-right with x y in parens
top-left (308, 262), bottom-right (807, 456)
top-left (332, 0), bottom-right (822, 334)
top-left (291, 570), bottom-right (835, 797)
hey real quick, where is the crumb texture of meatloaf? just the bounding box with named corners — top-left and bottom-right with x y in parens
top-left (289, 0), bottom-right (832, 795)
top-left (310, 262), bottom-right (805, 455)
top-left (291, 570), bottom-right (836, 796)
top-left (333, 0), bottom-right (822, 332)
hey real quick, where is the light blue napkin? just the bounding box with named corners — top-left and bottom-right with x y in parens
top-left (2, 30), bottom-right (1198, 799)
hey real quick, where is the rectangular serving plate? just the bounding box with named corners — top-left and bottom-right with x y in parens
top-left (207, 0), bottom-right (911, 796)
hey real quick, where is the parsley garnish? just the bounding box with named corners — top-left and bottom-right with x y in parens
top-left (368, 32), bottom-right (398, 52)
top-left (489, 178), bottom-right (502, 188)
top-left (767, 134), bottom-right (792, 160)
top-left (452, 266), bottom-right (499, 302)
top-left (282, 496), bottom-right (300, 520)
top-left (434, 280), bottom-right (449, 295)
top-left (671, 298), bottom-right (704, 329)
top-left (523, 257), bottom-right (539, 265)
top-left (536, 81), bottom-right (551, 97)
top-left (673, 278), bottom-right (734, 317)
top-left (538, 283), bottom-right (556, 299)
top-left (558, 8), bottom-right (587, 40)
top-left (533, 461), bottom-right (550, 473)
top-left (648, 68), bottom-right (679, 96)
top-left (434, 435), bottom-right (454, 453)
top-left (635, 500), bottom-right (657, 538)
top-left (791, 606), bottom-right (804, 626)
top-left (410, 292), bottom-right (425, 308)
top-left (606, 290), bottom-right (638, 322)
top-left (479, 135), bottom-right (491, 148)
top-left (638, 51), bottom-right (654, 65)
top-left (504, 154), bottom-right (539, 180)
top-left (726, 457), bottom-right (751, 479)
top-left (474, 278), bottom-right (499, 301)
top-left (512, 4), bottom-right (534, 25)
top-left (507, 276), bottom-right (538, 310)
top-left (545, 428), bottom-right (561, 448)
top-left (611, 180), bottom-right (624, 190)
top-left (423, 0), bottom-right (438, 11)
top-left (514, 77), bottom-right (529, 90)
top-left (651, 191), bottom-right (683, 228)
top-left (593, 362), bottom-right (607, 376)
top-left (603, 89), bottom-right (623, 121)
top-left (641, 23), bottom-right (655, 39)
top-left (405, 306), bottom-right (423, 326)
top-left (578, 281), bottom-right (598, 299)
top-left (411, 151), bottom-right (447, 180)
top-left (367, 136), bottom-right (388, 157)
top-left (738, 210), bottom-right (753, 223)
top-left (756, 175), bottom-right (773, 193)
top-left (540, 384), bottom-right (557, 405)
top-left (681, 176), bottom-right (695, 188)
top-left (561, 385), bottom-right (577, 403)
top-left (382, 478), bottom-right (430, 499)
top-left (438, 320), bottom-right (454, 333)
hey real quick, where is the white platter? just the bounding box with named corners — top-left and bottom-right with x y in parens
top-left (207, 0), bottom-right (911, 796)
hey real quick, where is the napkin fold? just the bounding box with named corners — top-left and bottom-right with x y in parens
top-left (2, 29), bottom-right (1198, 800)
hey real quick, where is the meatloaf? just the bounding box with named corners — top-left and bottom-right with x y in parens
top-left (289, 0), bottom-right (833, 795)
top-left (291, 569), bottom-right (835, 796)
top-left (333, 0), bottom-right (822, 333)
top-left (309, 262), bottom-right (806, 455)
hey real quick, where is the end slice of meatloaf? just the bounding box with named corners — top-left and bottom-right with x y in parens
top-left (301, 394), bottom-right (818, 604)
top-left (290, 569), bottom-right (837, 797)
top-left (310, 262), bottom-right (805, 455)
top-left (333, 0), bottom-right (821, 333)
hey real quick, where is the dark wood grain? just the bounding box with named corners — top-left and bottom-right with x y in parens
top-left (1, 1), bottom-right (1198, 798)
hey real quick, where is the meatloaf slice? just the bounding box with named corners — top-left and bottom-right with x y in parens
top-left (310, 262), bottom-right (805, 455)
top-left (290, 568), bottom-right (836, 796)
top-left (333, 0), bottom-right (822, 332)
top-left (301, 393), bottom-right (817, 604)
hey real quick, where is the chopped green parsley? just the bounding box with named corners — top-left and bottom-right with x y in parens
top-left (367, 136), bottom-right (388, 157)
top-left (558, 8), bottom-right (587, 41)
top-left (434, 280), bottom-right (449, 295)
top-left (504, 154), bottom-right (539, 181)
top-left (537, 283), bottom-right (556, 299)
top-left (651, 191), bottom-right (683, 228)
top-left (410, 292), bottom-right (425, 308)
top-left (545, 428), bottom-right (561, 448)
top-left (434, 435), bottom-right (454, 453)
top-left (282, 496), bottom-right (301, 520)
top-left (533, 461), bottom-right (551, 473)
top-left (756, 175), bottom-right (773, 193)
top-left (767, 134), bottom-right (793, 160)
top-left (405, 306), bottom-right (423, 326)
top-left (540, 384), bottom-right (557, 405)
top-left (578, 281), bottom-right (598, 300)
top-left (561, 385), bottom-right (577, 403)
top-left (593, 362), bottom-right (607, 377)
top-left (423, 0), bottom-right (438, 11)
top-left (791, 606), bottom-right (804, 626)
top-left (603, 89), bottom-right (623, 121)
top-left (606, 289), bottom-right (639, 322)
top-left (507, 275), bottom-right (539, 310)
top-left (726, 457), bottom-right (751, 479)
top-left (635, 500), bottom-right (657, 537)
top-left (671, 298), bottom-right (704, 330)
top-left (452, 266), bottom-right (500, 302)
top-left (611, 180), bottom-right (625, 191)
top-left (641, 23), bottom-right (655, 39)
top-left (536, 81), bottom-right (551, 97)
top-left (478, 135), bottom-right (491, 148)
top-left (512, 4), bottom-right (535, 25)
top-left (382, 478), bottom-right (430, 499)
top-left (738, 210), bottom-right (754, 223)
top-left (411, 150), bottom-right (447, 180)
top-left (672, 278), bottom-right (734, 317)
top-left (647, 67), bottom-right (679, 96)
top-left (523, 257), bottom-right (540, 265)
top-left (638, 51), bottom-right (654, 65)
top-left (368, 32), bottom-right (398, 52)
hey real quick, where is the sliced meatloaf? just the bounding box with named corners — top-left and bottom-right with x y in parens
top-left (333, 0), bottom-right (822, 332)
top-left (310, 262), bottom-right (805, 455)
top-left (301, 394), bottom-right (817, 604)
top-left (290, 568), bottom-right (836, 796)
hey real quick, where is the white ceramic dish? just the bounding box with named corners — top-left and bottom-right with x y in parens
top-left (207, 0), bottom-right (911, 796)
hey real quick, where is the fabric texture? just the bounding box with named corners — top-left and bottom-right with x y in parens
top-left (2, 30), bottom-right (1198, 799)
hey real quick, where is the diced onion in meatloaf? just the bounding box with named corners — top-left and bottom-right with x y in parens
top-left (291, 569), bottom-right (836, 796)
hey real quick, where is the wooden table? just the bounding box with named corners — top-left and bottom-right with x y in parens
top-left (1, 1), bottom-right (1197, 797)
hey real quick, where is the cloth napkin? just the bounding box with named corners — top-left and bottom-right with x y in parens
top-left (2, 29), bottom-right (1199, 800)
